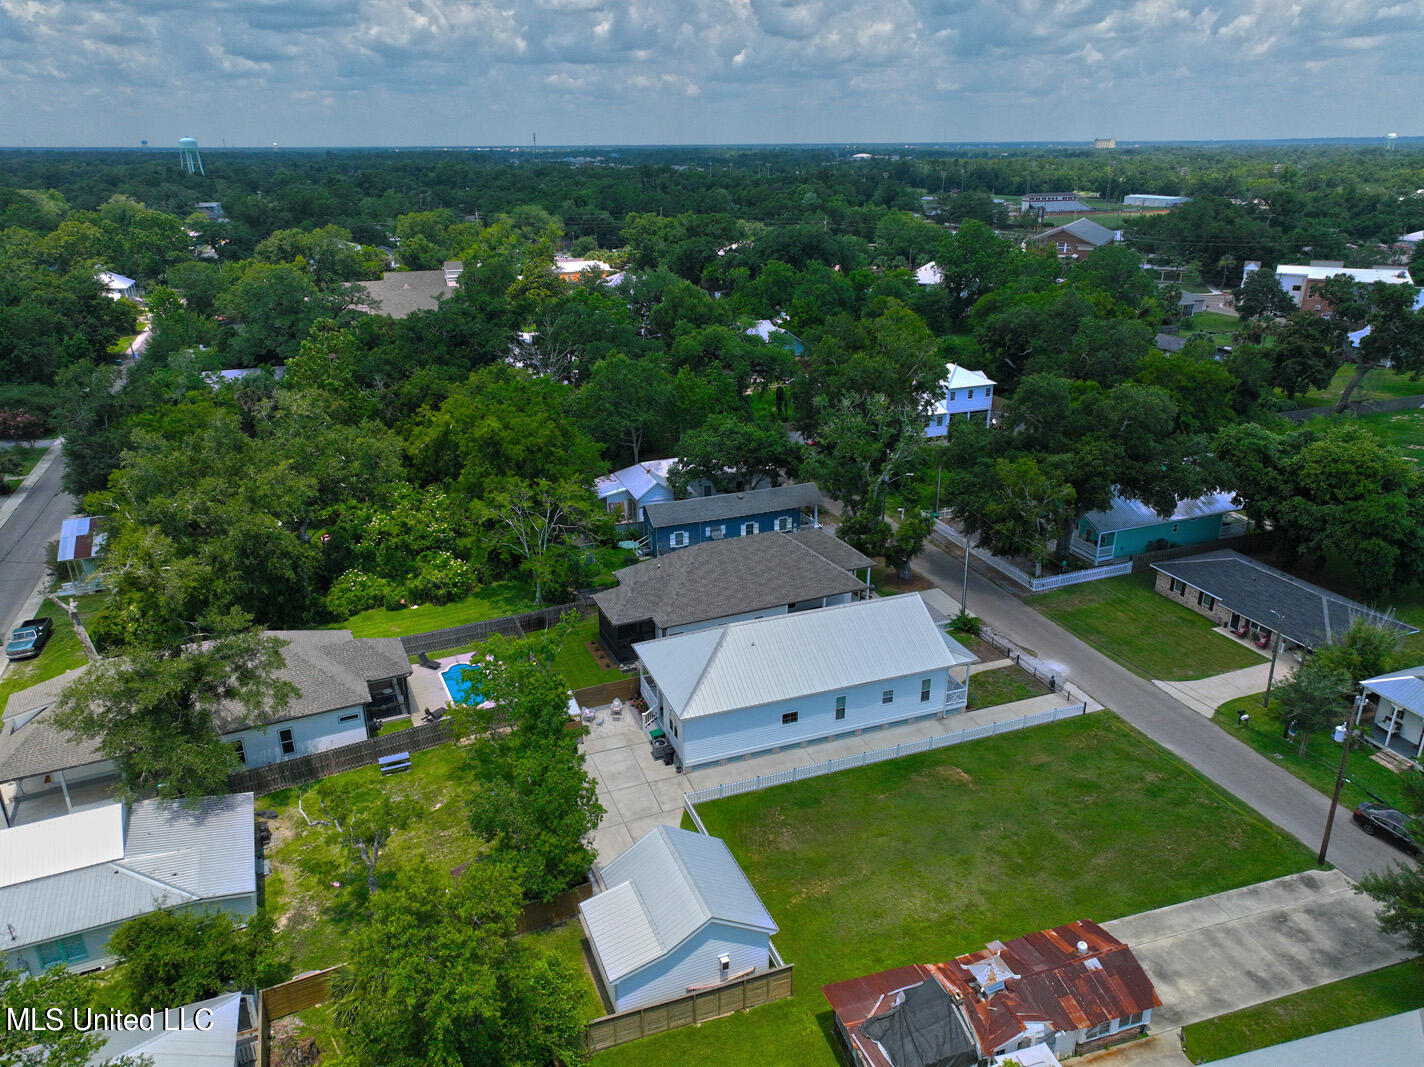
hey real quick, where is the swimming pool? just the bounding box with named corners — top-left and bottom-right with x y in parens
top-left (440, 663), bottom-right (483, 705)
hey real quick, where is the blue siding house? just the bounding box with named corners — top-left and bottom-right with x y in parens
top-left (926, 364), bottom-right (996, 436)
top-left (635, 594), bottom-right (976, 769)
top-left (641, 483), bottom-right (822, 557)
top-left (579, 825), bottom-right (778, 1012)
top-left (595, 458), bottom-right (680, 525)
top-left (1071, 492), bottom-right (1245, 564)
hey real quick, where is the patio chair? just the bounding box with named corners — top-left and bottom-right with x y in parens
top-left (610, 699), bottom-right (623, 721)
top-left (418, 651), bottom-right (440, 670)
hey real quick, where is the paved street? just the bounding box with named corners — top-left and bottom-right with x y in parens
top-left (912, 541), bottom-right (1407, 881)
top-left (0, 443), bottom-right (72, 634)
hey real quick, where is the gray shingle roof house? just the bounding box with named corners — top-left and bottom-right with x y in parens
top-left (1150, 550), bottom-right (1416, 650)
top-left (579, 825), bottom-right (778, 1013)
top-left (0, 631), bottom-right (412, 826)
top-left (636, 594), bottom-right (976, 768)
top-left (356, 261), bottom-right (463, 319)
top-left (641, 483), bottom-right (822, 556)
top-left (89, 991), bottom-right (249, 1066)
top-left (0, 793), bottom-right (257, 975)
top-left (593, 529), bottom-right (874, 663)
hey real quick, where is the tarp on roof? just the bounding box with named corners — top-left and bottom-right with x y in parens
top-left (859, 979), bottom-right (979, 1067)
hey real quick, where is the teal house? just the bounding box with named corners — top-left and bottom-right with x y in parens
top-left (1071, 492), bottom-right (1245, 564)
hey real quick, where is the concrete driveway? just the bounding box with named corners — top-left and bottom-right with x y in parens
top-left (1103, 869), bottom-right (1412, 1031)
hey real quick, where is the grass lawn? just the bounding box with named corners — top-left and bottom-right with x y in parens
top-left (1181, 959), bottom-right (1424, 1063)
top-left (107, 334), bottom-right (138, 356)
top-left (1212, 693), bottom-right (1415, 814)
top-left (260, 743), bottom-right (483, 972)
top-left (553, 613), bottom-right (628, 690)
top-left (1034, 572), bottom-right (1263, 680)
top-left (596, 713), bottom-right (1317, 1066)
top-left (1293, 364), bottom-right (1424, 410)
top-left (336, 580), bottom-right (540, 639)
top-left (1346, 407), bottom-right (1424, 468)
top-left (1181, 310), bottom-right (1239, 336)
top-left (1, 443), bottom-right (45, 487)
top-left (0, 593), bottom-right (108, 711)
top-left (967, 665), bottom-right (1050, 709)
top-left (525, 920), bottom-right (608, 1019)
top-left (870, 565), bottom-right (933, 597)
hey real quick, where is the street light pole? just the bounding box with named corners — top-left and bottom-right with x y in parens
top-left (1319, 693), bottom-right (1365, 865)
top-left (1262, 609), bottom-right (1284, 708)
top-left (960, 534), bottom-right (970, 614)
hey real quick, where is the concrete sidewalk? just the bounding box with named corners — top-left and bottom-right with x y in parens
top-left (1153, 661), bottom-right (1290, 718)
top-left (1104, 869), bottom-right (1412, 1031)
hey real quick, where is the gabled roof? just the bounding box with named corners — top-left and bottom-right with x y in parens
top-left (1151, 550), bottom-right (1416, 648)
top-left (642, 483), bottom-right (822, 529)
top-left (358, 269), bottom-right (454, 318)
top-left (1362, 668), bottom-right (1424, 713)
top-left (915, 262), bottom-right (944, 286)
top-left (595, 458), bottom-right (677, 502)
top-left (580, 826), bottom-right (777, 985)
top-left (635, 594), bottom-right (976, 720)
top-left (1034, 217), bottom-right (1118, 246)
top-left (90, 991), bottom-right (242, 1066)
top-left (942, 363), bottom-right (996, 391)
top-left (0, 793), bottom-right (255, 950)
top-left (1082, 491), bottom-right (1238, 534)
top-left (593, 529), bottom-right (871, 630)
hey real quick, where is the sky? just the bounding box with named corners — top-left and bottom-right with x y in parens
top-left (0, 0), bottom-right (1419, 147)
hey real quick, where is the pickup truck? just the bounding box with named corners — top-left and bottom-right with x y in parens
top-left (5, 617), bottom-right (53, 660)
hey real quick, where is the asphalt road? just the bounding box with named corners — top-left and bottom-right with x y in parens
top-left (0, 444), bottom-right (73, 633)
top-left (913, 540), bottom-right (1408, 882)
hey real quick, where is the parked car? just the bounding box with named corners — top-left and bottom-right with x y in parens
top-left (1353, 803), bottom-right (1420, 855)
top-left (4, 617), bottom-right (53, 660)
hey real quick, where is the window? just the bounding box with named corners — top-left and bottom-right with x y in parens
top-left (1171, 522), bottom-right (1179, 533)
top-left (233, 740), bottom-right (246, 766)
top-left (920, 678), bottom-right (932, 703)
top-left (985, 386), bottom-right (992, 397)
top-left (742, 521), bottom-right (759, 536)
top-left (1122, 1012), bottom-right (1145, 1028)
top-left (935, 414), bottom-right (945, 426)
top-left (670, 714), bottom-right (680, 739)
top-left (835, 696), bottom-right (846, 720)
top-left (1168, 577), bottom-right (1185, 595)
top-left (669, 530), bottom-right (689, 548)
top-left (338, 712), bottom-right (360, 723)
top-left (948, 390), bottom-right (957, 401)
top-left (966, 389), bottom-right (974, 399)
top-left (1197, 591), bottom-right (1216, 610)
top-left (1085, 1021), bottom-right (1112, 1041)
top-left (774, 516), bottom-right (792, 532)
top-left (37, 935), bottom-right (88, 968)
top-left (706, 524), bottom-right (725, 539)
top-left (782, 711), bottom-right (798, 725)
top-left (882, 689), bottom-right (894, 705)
top-left (279, 728), bottom-right (295, 755)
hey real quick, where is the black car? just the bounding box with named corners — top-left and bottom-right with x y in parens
top-left (1353, 803), bottom-right (1420, 854)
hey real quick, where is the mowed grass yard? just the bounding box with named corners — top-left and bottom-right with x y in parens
top-left (1346, 407), bottom-right (1424, 468)
top-left (1181, 959), bottom-right (1424, 1063)
top-left (0, 593), bottom-right (108, 711)
top-left (595, 714), bottom-right (1318, 1067)
top-left (1294, 364), bottom-right (1424, 409)
top-left (1034, 572), bottom-right (1263, 680)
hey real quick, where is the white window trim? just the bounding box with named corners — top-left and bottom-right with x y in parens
top-left (669, 530), bottom-right (690, 548)
top-left (742, 521), bottom-right (759, 536)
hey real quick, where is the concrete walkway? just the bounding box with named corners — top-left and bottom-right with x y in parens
top-left (1153, 661), bottom-right (1288, 719)
top-left (584, 690), bottom-right (1097, 863)
top-left (1104, 869), bottom-right (1412, 1031)
top-left (911, 541), bottom-right (1406, 881)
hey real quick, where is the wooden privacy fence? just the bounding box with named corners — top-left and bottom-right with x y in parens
top-left (399, 602), bottom-right (584, 655)
top-left (571, 675), bottom-right (640, 708)
top-left (515, 882), bottom-right (595, 934)
top-left (584, 963), bottom-right (795, 1053)
top-left (256, 966), bottom-right (347, 1066)
top-left (229, 719), bottom-right (452, 794)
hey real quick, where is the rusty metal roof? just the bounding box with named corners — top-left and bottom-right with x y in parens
top-left (823, 921), bottom-right (1160, 1062)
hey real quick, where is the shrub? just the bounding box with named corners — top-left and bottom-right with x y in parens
top-left (326, 569), bottom-right (397, 618)
top-left (949, 610), bottom-right (982, 637)
top-left (403, 550), bottom-right (478, 606)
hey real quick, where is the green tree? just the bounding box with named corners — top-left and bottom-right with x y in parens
top-left (670, 412), bottom-right (801, 495)
top-left (53, 622), bottom-right (296, 798)
top-left (1313, 277), bottom-right (1424, 410)
top-left (475, 479), bottom-right (606, 603)
top-left (308, 778), bottom-right (421, 893)
top-left (108, 910), bottom-right (285, 1013)
top-left (329, 861), bottom-right (588, 1067)
top-left (1313, 618), bottom-right (1406, 687)
top-left (572, 353), bottom-right (674, 464)
top-left (0, 966), bottom-right (145, 1067)
top-left (883, 513), bottom-right (934, 580)
top-left (1270, 657), bottom-right (1353, 756)
top-left (1236, 267), bottom-right (1296, 320)
top-left (801, 394), bottom-right (929, 519)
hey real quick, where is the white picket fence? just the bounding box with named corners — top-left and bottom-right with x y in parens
top-left (932, 521), bottom-right (1132, 593)
top-left (682, 702), bottom-right (1088, 806)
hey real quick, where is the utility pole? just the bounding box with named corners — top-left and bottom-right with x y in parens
top-left (1262, 609), bottom-right (1284, 707)
top-left (1319, 693), bottom-right (1365, 865)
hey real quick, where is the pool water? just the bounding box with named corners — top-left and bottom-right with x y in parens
top-left (440, 663), bottom-right (484, 705)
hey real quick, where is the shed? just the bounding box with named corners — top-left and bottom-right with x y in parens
top-left (579, 825), bottom-right (778, 1013)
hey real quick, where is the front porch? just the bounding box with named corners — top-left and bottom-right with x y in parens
top-left (1, 772), bottom-right (121, 828)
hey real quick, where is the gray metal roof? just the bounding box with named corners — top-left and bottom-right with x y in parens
top-left (580, 825), bottom-right (777, 985)
top-left (641, 483), bottom-right (822, 529)
top-left (0, 793), bottom-right (255, 950)
top-left (635, 594), bottom-right (976, 720)
top-left (1150, 550), bottom-right (1417, 649)
top-left (1083, 491), bottom-right (1238, 534)
top-left (1362, 669), bottom-right (1424, 713)
top-left (593, 529), bottom-right (871, 629)
top-left (91, 991), bottom-right (242, 1066)
top-left (0, 632), bottom-right (411, 781)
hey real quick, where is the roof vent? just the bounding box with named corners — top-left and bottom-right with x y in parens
top-left (1077, 940), bottom-right (1089, 954)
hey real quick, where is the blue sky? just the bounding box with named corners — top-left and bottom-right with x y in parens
top-left (1, 0), bottom-right (1418, 146)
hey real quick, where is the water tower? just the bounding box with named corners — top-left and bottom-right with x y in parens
top-left (1387, 132), bottom-right (1399, 152)
top-left (178, 137), bottom-right (204, 175)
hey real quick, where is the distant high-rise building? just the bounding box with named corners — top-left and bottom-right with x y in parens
top-left (1093, 137), bottom-right (1116, 149)
top-left (178, 137), bottom-right (204, 175)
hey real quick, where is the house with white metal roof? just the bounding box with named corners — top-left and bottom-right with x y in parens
top-left (87, 990), bottom-right (252, 1066)
top-left (927, 364), bottom-right (996, 435)
top-left (1071, 492), bottom-right (1246, 564)
top-left (579, 825), bottom-right (778, 1012)
top-left (1361, 668), bottom-right (1424, 763)
top-left (635, 594), bottom-right (976, 768)
top-left (1271, 262), bottom-right (1414, 315)
top-left (0, 793), bottom-right (256, 975)
top-left (595, 458), bottom-right (680, 525)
